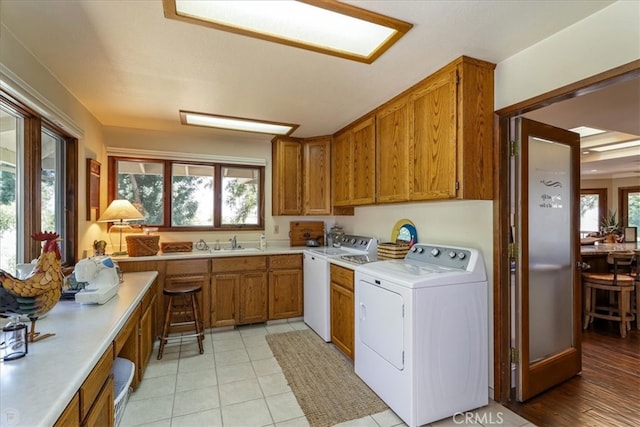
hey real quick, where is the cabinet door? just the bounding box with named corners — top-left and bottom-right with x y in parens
top-left (351, 116), bottom-right (376, 205)
top-left (330, 282), bottom-right (354, 360)
top-left (332, 129), bottom-right (353, 206)
top-left (268, 269), bottom-right (303, 320)
top-left (81, 375), bottom-right (114, 427)
top-left (212, 274), bottom-right (239, 327)
top-left (409, 69), bottom-right (458, 200)
top-left (239, 272), bottom-right (268, 324)
top-left (376, 97), bottom-right (410, 203)
top-left (272, 137), bottom-right (303, 215)
top-left (139, 291), bottom-right (157, 381)
top-left (303, 137), bottom-right (331, 215)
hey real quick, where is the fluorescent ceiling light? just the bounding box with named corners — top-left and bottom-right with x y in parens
top-left (180, 110), bottom-right (298, 135)
top-left (589, 139), bottom-right (640, 152)
top-left (163, 0), bottom-right (413, 63)
top-left (569, 126), bottom-right (607, 137)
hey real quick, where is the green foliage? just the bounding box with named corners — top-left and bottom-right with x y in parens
top-left (580, 194), bottom-right (597, 217)
top-left (118, 173), bottom-right (164, 224)
top-left (0, 171), bottom-right (16, 205)
top-left (224, 178), bottom-right (257, 224)
top-left (172, 176), bottom-right (205, 225)
top-left (600, 209), bottom-right (620, 235)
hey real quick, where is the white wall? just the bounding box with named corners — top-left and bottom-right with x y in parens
top-left (495, 0), bottom-right (640, 110)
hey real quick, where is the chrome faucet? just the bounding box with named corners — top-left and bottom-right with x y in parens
top-left (229, 235), bottom-right (238, 249)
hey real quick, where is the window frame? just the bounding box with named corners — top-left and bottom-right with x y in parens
top-left (108, 156), bottom-right (265, 231)
top-left (618, 185), bottom-right (640, 228)
top-left (579, 188), bottom-right (607, 235)
top-left (0, 92), bottom-right (78, 265)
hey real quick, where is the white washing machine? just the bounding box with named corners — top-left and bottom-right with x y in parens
top-left (354, 243), bottom-right (488, 427)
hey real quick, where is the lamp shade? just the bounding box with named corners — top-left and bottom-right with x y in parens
top-left (98, 199), bottom-right (144, 222)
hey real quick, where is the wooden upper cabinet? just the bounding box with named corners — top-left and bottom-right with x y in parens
top-left (272, 137), bottom-right (303, 215)
top-left (332, 116), bottom-right (375, 206)
top-left (409, 68), bottom-right (458, 200)
top-left (410, 56), bottom-right (495, 201)
top-left (332, 129), bottom-right (353, 207)
top-left (376, 96), bottom-right (410, 203)
top-left (303, 136), bottom-right (331, 215)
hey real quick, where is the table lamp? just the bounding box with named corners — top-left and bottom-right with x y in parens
top-left (98, 199), bottom-right (144, 255)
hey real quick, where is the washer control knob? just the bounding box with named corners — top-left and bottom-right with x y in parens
top-left (448, 251), bottom-right (456, 258)
top-left (457, 252), bottom-right (466, 260)
top-left (430, 248), bottom-right (440, 257)
top-left (417, 247), bottom-right (424, 254)
top-left (411, 246), bottom-right (418, 253)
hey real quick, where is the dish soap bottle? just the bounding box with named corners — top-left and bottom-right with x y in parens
top-left (259, 233), bottom-right (267, 250)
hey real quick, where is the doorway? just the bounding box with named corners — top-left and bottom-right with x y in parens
top-left (493, 60), bottom-right (640, 406)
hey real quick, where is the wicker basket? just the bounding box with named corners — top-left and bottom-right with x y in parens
top-left (377, 242), bottom-right (410, 259)
top-left (160, 241), bottom-right (193, 253)
top-left (125, 235), bottom-right (159, 257)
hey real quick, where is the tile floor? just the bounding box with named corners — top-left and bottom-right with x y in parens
top-left (120, 319), bottom-right (534, 427)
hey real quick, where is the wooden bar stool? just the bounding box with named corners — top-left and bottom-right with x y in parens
top-left (582, 253), bottom-right (635, 338)
top-left (157, 283), bottom-right (204, 359)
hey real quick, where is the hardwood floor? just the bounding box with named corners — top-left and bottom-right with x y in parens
top-left (505, 321), bottom-right (640, 427)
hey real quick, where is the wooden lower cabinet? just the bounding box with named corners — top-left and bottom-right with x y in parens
top-left (268, 254), bottom-right (303, 320)
top-left (330, 264), bottom-right (355, 359)
top-left (211, 256), bottom-right (268, 327)
top-left (138, 282), bottom-right (157, 379)
top-left (82, 375), bottom-right (114, 427)
top-left (55, 393), bottom-right (80, 427)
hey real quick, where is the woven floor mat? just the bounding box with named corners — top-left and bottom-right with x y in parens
top-left (266, 329), bottom-right (388, 427)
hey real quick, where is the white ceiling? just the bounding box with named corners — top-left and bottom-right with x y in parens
top-left (1, 0), bottom-right (637, 178)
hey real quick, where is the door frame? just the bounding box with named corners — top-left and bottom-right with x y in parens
top-left (492, 59), bottom-right (640, 403)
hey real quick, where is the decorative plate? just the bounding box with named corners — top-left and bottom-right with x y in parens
top-left (391, 219), bottom-right (418, 245)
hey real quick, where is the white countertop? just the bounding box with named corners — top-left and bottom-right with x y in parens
top-left (0, 271), bottom-right (158, 427)
top-left (114, 245), bottom-right (308, 262)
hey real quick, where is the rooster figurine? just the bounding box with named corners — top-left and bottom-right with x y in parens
top-left (0, 232), bottom-right (63, 342)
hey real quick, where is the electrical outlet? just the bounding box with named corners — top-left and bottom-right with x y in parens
top-left (274, 225), bottom-right (279, 234)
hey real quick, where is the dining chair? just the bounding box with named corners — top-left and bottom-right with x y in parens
top-left (582, 252), bottom-right (636, 338)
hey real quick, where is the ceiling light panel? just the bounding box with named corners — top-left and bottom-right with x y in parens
top-left (180, 110), bottom-right (298, 135)
top-left (569, 126), bottom-right (606, 137)
top-left (164, 0), bottom-right (413, 63)
top-left (589, 139), bottom-right (640, 152)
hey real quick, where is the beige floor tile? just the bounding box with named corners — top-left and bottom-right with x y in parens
top-left (252, 357), bottom-right (282, 376)
top-left (119, 394), bottom-right (174, 426)
top-left (215, 348), bottom-right (250, 366)
top-left (287, 321), bottom-right (309, 331)
top-left (172, 385), bottom-right (220, 417)
top-left (258, 372), bottom-right (291, 397)
top-left (266, 323), bottom-right (296, 334)
top-left (238, 324), bottom-right (269, 337)
top-left (275, 416), bottom-right (310, 427)
top-left (143, 358), bottom-right (179, 379)
top-left (334, 415), bottom-right (380, 427)
top-left (217, 361), bottom-right (257, 384)
top-left (265, 391), bottom-right (304, 423)
top-left (219, 377), bottom-right (264, 406)
top-left (247, 343), bottom-right (274, 361)
top-left (129, 374), bottom-right (176, 401)
top-left (213, 336), bottom-right (245, 353)
top-left (175, 369), bottom-right (218, 392)
top-left (177, 352), bottom-right (215, 373)
top-left (371, 409), bottom-right (405, 427)
top-left (220, 397), bottom-right (273, 427)
top-left (211, 328), bottom-right (241, 342)
top-left (242, 333), bottom-right (269, 348)
top-left (128, 419), bottom-right (172, 427)
top-left (171, 408), bottom-right (222, 427)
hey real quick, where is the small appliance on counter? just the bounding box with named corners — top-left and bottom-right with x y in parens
top-left (73, 256), bottom-right (121, 304)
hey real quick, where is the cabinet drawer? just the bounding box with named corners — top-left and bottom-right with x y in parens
top-left (212, 256), bottom-right (267, 272)
top-left (330, 264), bottom-right (354, 292)
top-left (80, 345), bottom-right (113, 421)
top-left (141, 280), bottom-right (157, 312)
top-left (113, 305), bottom-right (140, 356)
top-left (269, 254), bottom-right (302, 269)
top-left (55, 392), bottom-right (80, 427)
top-left (166, 259), bottom-right (209, 276)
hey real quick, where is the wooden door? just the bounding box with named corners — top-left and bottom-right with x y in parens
top-left (376, 97), bottom-right (410, 203)
top-left (239, 272), bottom-right (268, 324)
top-left (303, 137), bottom-right (332, 215)
top-left (81, 375), bottom-right (113, 427)
top-left (330, 265), bottom-right (354, 359)
top-left (268, 269), bottom-right (303, 319)
top-left (514, 118), bottom-right (581, 401)
top-left (409, 69), bottom-right (457, 200)
top-left (351, 116), bottom-right (376, 205)
top-left (212, 273), bottom-right (239, 327)
top-left (139, 290), bottom-right (156, 380)
top-left (332, 129), bottom-right (353, 206)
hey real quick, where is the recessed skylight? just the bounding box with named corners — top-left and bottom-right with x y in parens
top-left (569, 126), bottom-right (607, 137)
top-left (589, 139), bottom-right (640, 152)
top-left (179, 110), bottom-right (298, 135)
top-left (163, 0), bottom-right (413, 63)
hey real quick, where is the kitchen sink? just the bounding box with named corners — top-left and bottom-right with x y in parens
top-left (210, 247), bottom-right (261, 253)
